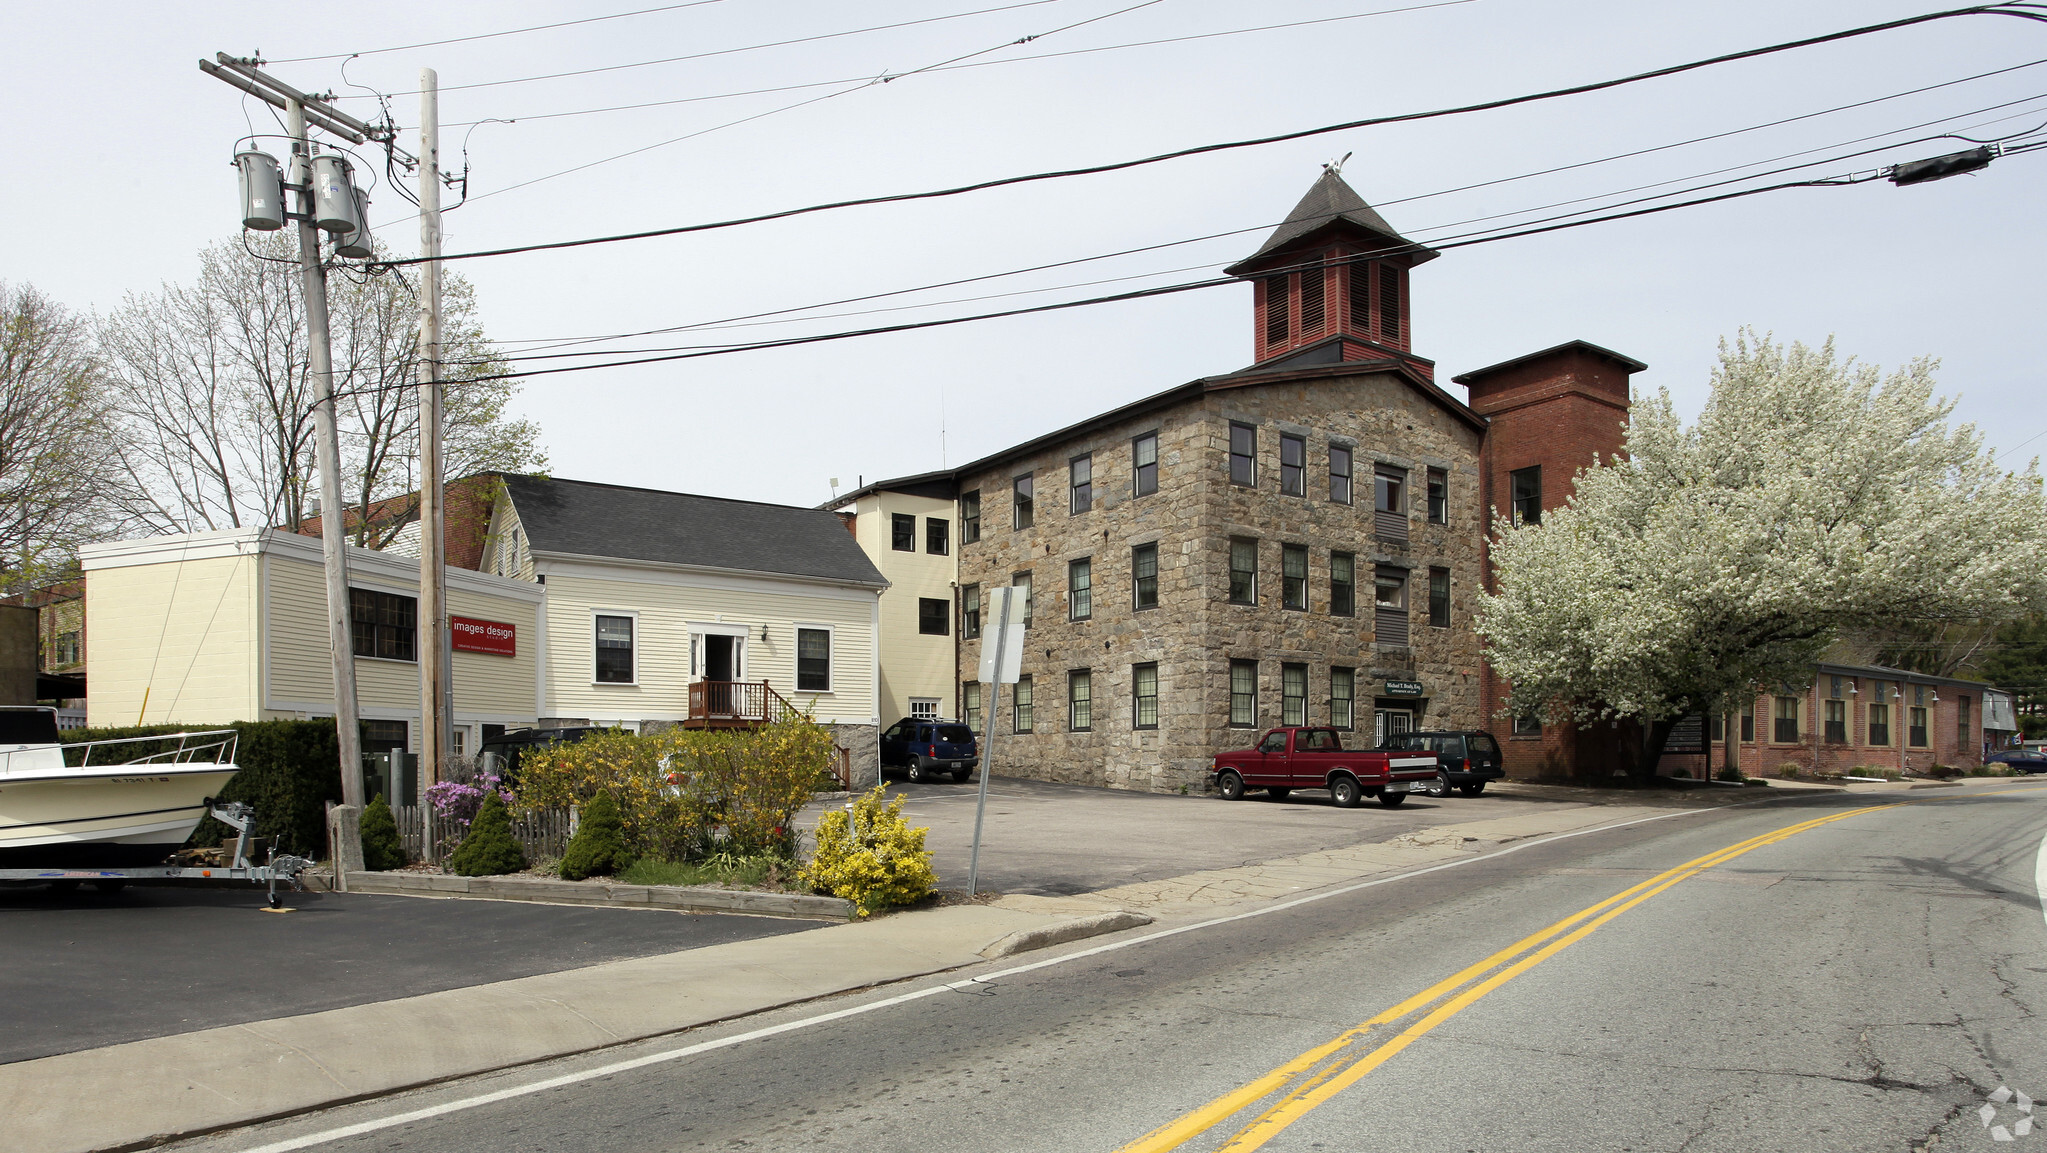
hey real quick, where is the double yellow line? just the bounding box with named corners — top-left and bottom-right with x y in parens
top-left (1115, 802), bottom-right (1904, 1153)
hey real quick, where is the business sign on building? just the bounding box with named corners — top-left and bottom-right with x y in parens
top-left (451, 615), bottom-right (516, 657)
top-left (1384, 680), bottom-right (1425, 697)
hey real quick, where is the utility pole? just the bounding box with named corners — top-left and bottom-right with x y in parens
top-left (417, 68), bottom-right (450, 832)
top-left (202, 56), bottom-right (376, 810)
top-left (288, 97), bottom-right (365, 809)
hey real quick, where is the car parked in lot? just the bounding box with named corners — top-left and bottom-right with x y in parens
top-left (476, 726), bottom-right (601, 785)
top-left (1211, 726), bottom-right (1440, 808)
top-left (1379, 730), bottom-right (1507, 796)
top-left (1986, 748), bottom-right (2047, 774)
top-left (880, 718), bottom-right (979, 782)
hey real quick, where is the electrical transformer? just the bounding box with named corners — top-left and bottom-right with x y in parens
top-left (334, 189), bottom-right (373, 259)
top-left (310, 154), bottom-right (362, 234)
top-left (235, 149), bottom-right (285, 231)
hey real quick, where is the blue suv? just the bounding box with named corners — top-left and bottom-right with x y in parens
top-left (880, 718), bottom-right (979, 783)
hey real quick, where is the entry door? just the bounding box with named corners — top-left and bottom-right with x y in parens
top-left (1374, 709), bottom-right (1415, 748)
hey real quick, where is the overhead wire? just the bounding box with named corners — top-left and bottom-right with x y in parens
top-left (267, 1), bottom-right (731, 63)
top-left (372, 3), bottom-right (2047, 270)
top-left (469, 83), bottom-right (2047, 357)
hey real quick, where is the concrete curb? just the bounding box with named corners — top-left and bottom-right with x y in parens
top-left (310, 870), bottom-right (854, 920)
top-left (978, 909), bottom-right (1154, 958)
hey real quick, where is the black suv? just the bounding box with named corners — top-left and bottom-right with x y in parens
top-left (1380, 730), bottom-right (1505, 796)
top-left (880, 718), bottom-right (979, 782)
top-left (476, 726), bottom-right (601, 785)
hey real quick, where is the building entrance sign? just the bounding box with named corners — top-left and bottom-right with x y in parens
top-left (1384, 680), bottom-right (1425, 697)
top-left (450, 616), bottom-right (515, 657)
top-left (1664, 713), bottom-right (1707, 755)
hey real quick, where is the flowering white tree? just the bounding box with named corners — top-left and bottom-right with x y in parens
top-left (1478, 332), bottom-right (2047, 774)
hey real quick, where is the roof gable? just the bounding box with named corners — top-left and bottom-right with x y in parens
top-left (1226, 170), bottom-right (1436, 275)
top-left (500, 475), bottom-right (885, 587)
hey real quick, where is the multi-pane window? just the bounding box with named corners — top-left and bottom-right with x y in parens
top-left (1229, 660), bottom-right (1258, 727)
top-left (1014, 571), bottom-right (1033, 628)
top-left (918, 597), bottom-right (949, 636)
top-left (1132, 543), bottom-right (1159, 610)
top-left (1825, 698), bottom-right (1847, 743)
top-left (796, 628), bottom-right (831, 691)
top-left (1329, 444), bottom-right (1353, 504)
top-left (52, 630), bottom-right (80, 666)
top-left (1428, 567), bottom-right (1450, 628)
top-left (1069, 558), bottom-right (1092, 621)
top-left (891, 513), bottom-right (916, 551)
top-left (962, 584), bottom-right (981, 639)
top-left (1229, 422), bottom-right (1256, 486)
top-left (1281, 663), bottom-right (1307, 727)
top-left (1330, 551), bottom-right (1356, 616)
top-left (1133, 432), bottom-right (1159, 496)
top-left (1068, 669), bottom-right (1092, 731)
top-left (1013, 474), bottom-right (1034, 530)
top-left (1264, 275), bottom-right (1289, 345)
top-left (1229, 538), bottom-right (1257, 605)
top-left (961, 490), bottom-right (981, 543)
top-left (1330, 667), bottom-right (1355, 731)
top-left (1909, 684), bottom-right (1929, 747)
top-left (1513, 713), bottom-right (1543, 737)
top-left (1279, 434), bottom-right (1305, 497)
top-left (1070, 454), bottom-right (1093, 514)
top-left (352, 588), bottom-right (418, 662)
top-left (1375, 466), bottom-right (1408, 541)
top-left (910, 699), bottom-right (940, 721)
top-left (1281, 544), bottom-right (1308, 610)
top-left (963, 682), bottom-right (982, 731)
top-left (1374, 567), bottom-right (1409, 646)
top-left (1427, 467), bottom-right (1448, 524)
top-left (1741, 700), bottom-right (1756, 743)
top-left (1773, 696), bottom-right (1800, 743)
top-left (1510, 467), bottom-right (1542, 526)
top-left (1958, 695), bottom-right (1972, 750)
top-left (1869, 696), bottom-right (1891, 746)
top-left (1014, 675), bottom-right (1034, 733)
top-left (593, 613), bottom-right (633, 683)
top-left (1133, 663), bottom-right (1159, 729)
top-left (926, 517), bottom-right (949, 555)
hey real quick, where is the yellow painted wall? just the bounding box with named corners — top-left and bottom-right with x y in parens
top-left (854, 492), bottom-right (959, 723)
top-left (86, 553), bottom-right (260, 727)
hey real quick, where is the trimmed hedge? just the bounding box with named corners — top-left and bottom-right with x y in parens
top-left (61, 720), bottom-right (342, 856)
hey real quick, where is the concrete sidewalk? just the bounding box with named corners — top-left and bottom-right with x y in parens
top-left (17, 776), bottom-right (2005, 1153)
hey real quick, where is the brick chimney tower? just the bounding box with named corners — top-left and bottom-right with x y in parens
top-left (1226, 168), bottom-right (1437, 373)
top-left (1455, 340), bottom-right (1647, 777)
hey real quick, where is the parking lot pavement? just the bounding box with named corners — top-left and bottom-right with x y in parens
top-left (0, 884), bottom-right (816, 1065)
top-left (801, 775), bottom-right (1622, 898)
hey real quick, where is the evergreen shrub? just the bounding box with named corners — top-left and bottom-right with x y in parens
top-left (360, 794), bottom-right (406, 871)
top-left (447, 792), bottom-right (528, 876)
top-left (558, 790), bottom-right (632, 880)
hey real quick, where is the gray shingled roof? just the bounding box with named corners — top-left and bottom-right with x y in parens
top-left (501, 475), bottom-right (886, 587)
top-left (1225, 170), bottom-right (1436, 274)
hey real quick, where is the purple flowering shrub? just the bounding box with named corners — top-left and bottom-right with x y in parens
top-left (425, 773), bottom-right (515, 832)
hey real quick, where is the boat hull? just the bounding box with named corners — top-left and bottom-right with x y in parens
top-left (0, 767), bottom-right (239, 868)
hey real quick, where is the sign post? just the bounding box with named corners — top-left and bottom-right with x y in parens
top-left (968, 585), bottom-right (1026, 895)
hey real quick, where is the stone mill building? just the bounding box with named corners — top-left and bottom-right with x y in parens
top-left (831, 169), bottom-right (1645, 791)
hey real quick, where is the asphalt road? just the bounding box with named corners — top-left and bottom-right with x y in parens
top-left (174, 782), bottom-right (2047, 1153)
top-left (0, 886), bottom-right (815, 1064)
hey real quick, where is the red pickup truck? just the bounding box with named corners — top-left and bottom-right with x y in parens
top-left (1211, 726), bottom-right (1441, 808)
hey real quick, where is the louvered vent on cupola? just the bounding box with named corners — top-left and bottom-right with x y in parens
top-left (1347, 259), bottom-right (1371, 334)
top-left (1264, 275), bottom-right (1290, 346)
top-left (1378, 263), bottom-right (1402, 343)
top-left (1298, 258), bottom-right (1325, 335)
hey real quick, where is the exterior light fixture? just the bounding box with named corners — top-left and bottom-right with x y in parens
top-left (759, 624), bottom-right (770, 643)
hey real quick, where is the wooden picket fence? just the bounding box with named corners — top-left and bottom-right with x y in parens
top-left (391, 804), bottom-right (576, 865)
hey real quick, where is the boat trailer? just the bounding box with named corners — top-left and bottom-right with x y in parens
top-left (0, 802), bottom-right (313, 908)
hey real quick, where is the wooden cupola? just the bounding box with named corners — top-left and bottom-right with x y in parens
top-left (1226, 169), bottom-right (1437, 366)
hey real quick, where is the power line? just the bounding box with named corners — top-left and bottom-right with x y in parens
top-left (373, 4), bottom-right (2047, 270)
top-left (267, 1), bottom-right (731, 63)
top-left (331, 0), bottom-right (1072, 99)
top-left (420, 1), bottom-right (1483, 131)
top-left (459, 85), bottom-right (2047, 357)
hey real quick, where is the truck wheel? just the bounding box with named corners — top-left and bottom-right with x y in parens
top-left (1217, 770), bottom-right (1246, 801)
top-left (907, 759), bottom-right (928, 783)
top-left (91, 880), bottom-right (126, 894)
top-left (953, 769), bottom-right (974, 783)
top-left (1264, 787), bottom-right (1291, 801)
top-left (1460, 782), bottom-right (1486, 797)
top-left (1330, 777), bottom-right (1362, 808)
top-left (1378, 790), bottom-right (1409, 808)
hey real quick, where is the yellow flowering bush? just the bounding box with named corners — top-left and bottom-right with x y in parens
top-left (799, 786), bottom-right (937, 917)
top-left (517, 719), bottom-right (838, 860)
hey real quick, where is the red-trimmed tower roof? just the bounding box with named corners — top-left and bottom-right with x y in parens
top-left (1226, 168), bottom-right (1437, 369)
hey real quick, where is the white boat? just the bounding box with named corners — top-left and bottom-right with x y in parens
top-left (0, 707), bottom-right (240, 868)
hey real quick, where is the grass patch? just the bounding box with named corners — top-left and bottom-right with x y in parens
top-left (618, 853), bottom-right (794, 890)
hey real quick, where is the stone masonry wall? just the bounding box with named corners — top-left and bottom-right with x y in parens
top-left (957, 367), bottom-right (1485, 794)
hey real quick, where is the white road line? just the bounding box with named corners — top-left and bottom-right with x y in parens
top-left (211, 793), bottom-right (1892, 1153)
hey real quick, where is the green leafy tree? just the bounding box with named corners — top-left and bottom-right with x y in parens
top-left (1480, 333), bottom-right (2047, 776)
top-left (447, 791), bottom-right (527, 877)
top-left (1978, 615), bottom-right (2047, 737)
top-left (360, 793), bottom-right (405, 871)
top-left (558, 790), bottom-right (631, 881)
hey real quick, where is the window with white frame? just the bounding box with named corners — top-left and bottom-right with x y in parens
top-left (594, 614), bottom-right (634, 683)
top-left (796, 628), bottom-right (831, 691)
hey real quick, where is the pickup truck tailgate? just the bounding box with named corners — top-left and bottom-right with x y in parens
top-left (1386, 755), bottom-right (1440, 781)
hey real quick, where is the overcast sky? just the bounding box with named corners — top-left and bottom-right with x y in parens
top-left (6, 0), bottom-right (2042, 509)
